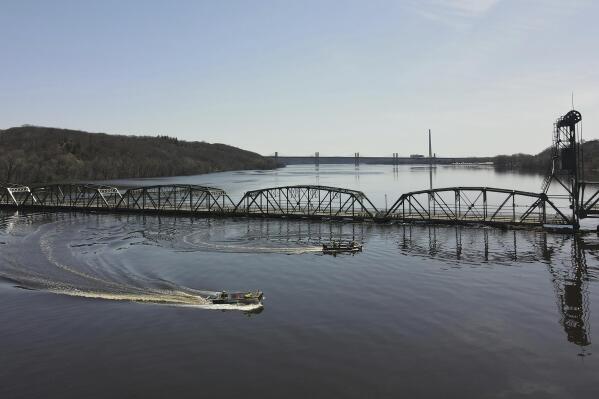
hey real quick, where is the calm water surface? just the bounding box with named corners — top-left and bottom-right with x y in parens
top-left (1, 165), bottom-right (599, 398)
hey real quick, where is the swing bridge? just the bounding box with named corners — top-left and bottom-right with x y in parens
top-left (1, 109), bottom-right (598, 229)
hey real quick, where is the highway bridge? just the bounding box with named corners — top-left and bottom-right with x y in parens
top-left (270, 155), bottom-right (493, 166)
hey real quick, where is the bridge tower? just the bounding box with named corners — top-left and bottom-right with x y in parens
top-left (541, 109), bottom-right (583, 226)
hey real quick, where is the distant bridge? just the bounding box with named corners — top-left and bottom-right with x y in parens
top-left (3, 182), bottom-right (596, 228)
top-left (271, 155), bottom-right (493, 166)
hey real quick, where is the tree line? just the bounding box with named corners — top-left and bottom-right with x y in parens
top-left (493, 139), bottom-right (599, 177)
top-left (0, 126), bottom-right (278, 184)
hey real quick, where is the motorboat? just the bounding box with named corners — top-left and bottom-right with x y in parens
top-left (205, 290), bottom-right (264, 305)
top-left (322, 241), bottom-right (363, 254)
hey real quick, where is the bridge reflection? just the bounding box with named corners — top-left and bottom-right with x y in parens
top-left (397, 224), bottom-right (594, 352)
top-left (557, 238), bottom-right (591, 348)
top-left (397, 225), bottom-right (554, 262)
top-left (117, 214), bottom-right (373, 248)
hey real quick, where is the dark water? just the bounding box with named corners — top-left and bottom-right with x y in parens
top-left (2, 165), bottom-right (599, 398)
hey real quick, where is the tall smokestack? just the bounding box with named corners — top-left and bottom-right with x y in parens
top-left (428, 129), bottom-right (433, 191)
top-left (428, 129), bottom-right (432, 160)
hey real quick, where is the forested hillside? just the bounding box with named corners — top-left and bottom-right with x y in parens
top-left (0, 126), bottom-right (277, 184)
top-left (493, 139), bottom-right (599, 177)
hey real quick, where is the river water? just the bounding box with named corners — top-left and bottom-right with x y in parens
top-left (1, 165), bottom-right (599, 398)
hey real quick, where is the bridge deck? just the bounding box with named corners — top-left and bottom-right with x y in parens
top-left (388, 213), bottom-right (569, 226)
top-left (0, 183), bottom-right (585, 228)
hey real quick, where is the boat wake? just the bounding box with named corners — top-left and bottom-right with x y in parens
top-left (0, 212), bottom-right (265, 312)
top-left (173, 302), bottom-right (264, 312)
top-left (182, 232), bottom-right (323, 254)
top-left (47, 289), bottom-right (264, 311)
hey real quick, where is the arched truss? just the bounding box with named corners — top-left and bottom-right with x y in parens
top-left (21, 184), bottom-right (122, 208)
top-left (235, 185), bottom-right (379, 219)
top-left (116, 185), bottom-right (235, 213)
top-left (386, 187), bottom-right (572, 226)
top-left (0, 183), bottom-right (32, 206)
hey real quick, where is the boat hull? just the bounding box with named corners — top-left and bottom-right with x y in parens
top-left (208, 291), bottom-right (264, 305)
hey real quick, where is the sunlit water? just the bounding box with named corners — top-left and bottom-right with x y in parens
top-left (1, 165), bottom-right (599, 398)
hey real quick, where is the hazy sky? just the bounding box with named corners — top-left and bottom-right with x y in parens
top-left (1, 0), bottom-right (597, 156)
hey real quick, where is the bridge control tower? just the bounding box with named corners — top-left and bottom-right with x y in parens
top-left (541, 109), bottom-right (583, 226)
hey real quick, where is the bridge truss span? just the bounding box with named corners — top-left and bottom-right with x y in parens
top-left (235, 185), bottom-right (379, 220)
top-left (0, 183), bottom-right (32, 206)
top-left (579, 181), bottom-right (599, 218)
top-left (116, 184), bottom-right (235, 213)
top-left (21, 184), bottom-right (122, 209)
top-left (386, 187), bottom-right (572, 226)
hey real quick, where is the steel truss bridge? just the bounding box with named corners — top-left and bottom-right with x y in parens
top-left (2, 182), bottom-right (596, 228)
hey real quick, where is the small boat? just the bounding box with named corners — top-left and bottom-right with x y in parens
top-left (206, 290), bottom-right (264, 305)
top-left (322, 241), bottom-right (363, 254)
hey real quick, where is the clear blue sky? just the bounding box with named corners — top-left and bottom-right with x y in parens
top-left (1, 0), bottom-right (597, 156)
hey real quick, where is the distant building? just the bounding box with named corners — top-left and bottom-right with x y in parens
top-left (410, 154), bottom-right (425, 159)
